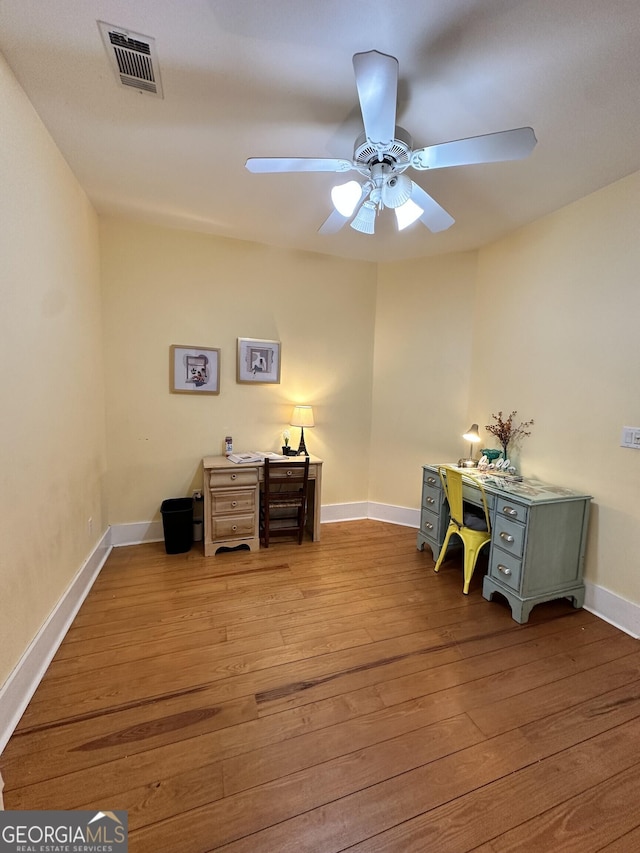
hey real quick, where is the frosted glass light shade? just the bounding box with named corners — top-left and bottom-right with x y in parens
top-left (395, 198), bottom-right (423, 230)
top-left (382, 173), bottom-right (412, 208)
top-left (331, 181), bottom-right (362, 216)
top-left (351, 201), bottom-right (377, 234)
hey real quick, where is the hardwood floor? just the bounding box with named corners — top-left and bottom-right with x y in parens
top-left (3, 520), bottom-right (640, 851)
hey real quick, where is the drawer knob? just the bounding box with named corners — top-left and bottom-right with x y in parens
top-left (231, 474), bottom-right (237, 480)
top-left (502, 506), bottom-right (518, 518)
top-left (287, 470), bottom-right (293, 476)
top-left (231, 501), bottom-right (237, 507)
top-left (427, 477), bottom-right (437, 485)
top-left (232, 525), bottom-right (237, 531)
top-left (424, 522), bottom-right (433, 530)
top-left (500, 532), bottom-right (515, 543)
top-left (426, 497), bottom-right (435, 505)
top-left (497, 564), bottom-right (512, 576)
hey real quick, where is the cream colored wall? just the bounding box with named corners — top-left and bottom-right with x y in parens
top-left (468, 171), bottom-right (640, 601)
top-left (0, 53), bottom-right (106, 685)
top-left (369, 252), bottom-right (478, 508)
top-left (3, 34), bottom-right (640, 702)
top-left (99, 218), bottom-right (377, 520)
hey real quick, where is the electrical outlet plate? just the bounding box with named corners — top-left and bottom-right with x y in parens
top-left (620, 426), bottom-right (640, 449)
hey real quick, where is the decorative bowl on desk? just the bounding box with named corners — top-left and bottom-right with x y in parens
top-left (481, 449), bottom-right (502, 462)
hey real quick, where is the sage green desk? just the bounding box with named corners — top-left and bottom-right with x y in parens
top-left (202, 455), bottom-right (323, 557)
top-left (417, 464), bottom-right (592, 623)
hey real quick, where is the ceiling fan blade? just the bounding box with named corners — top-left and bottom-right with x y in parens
top-left (318, 208), bottom-right (352, 235)
top-left (318, 184), bottom-right (369, 234)
top-left (245, 157), bottom-right (354, 174)
top-left (411, 127), bottom-right (537, 170)
top-left (352, 50), bottom-right (398, 150)
top-left (410, 182), bottom-right (455, 232)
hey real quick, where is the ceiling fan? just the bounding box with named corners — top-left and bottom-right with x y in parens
top-left (245, 50), bottom-right (537, 236)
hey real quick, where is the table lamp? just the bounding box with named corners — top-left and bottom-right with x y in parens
top-left (290, 405), bottom-right (314, 456)
top-left (460, 423), bottom-right (481, 467)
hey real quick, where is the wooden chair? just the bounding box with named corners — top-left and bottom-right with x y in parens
top-left (261, 457), bottom-right (310, 547)
top-left (434, 464), bottom-right (492, 594)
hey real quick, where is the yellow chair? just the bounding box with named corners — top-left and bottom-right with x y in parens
top-left (434, 465), bottom-right (492, 594)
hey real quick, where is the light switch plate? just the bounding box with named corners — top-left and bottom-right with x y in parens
top-left (620, 426), bottom-right (640, 449)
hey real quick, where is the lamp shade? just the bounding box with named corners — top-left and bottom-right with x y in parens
top-left (290, 405), bottom-right (315, 428)
top-left (382, 173), bottom-right (412, 208)
top-left (462, 423), bottom-right (481, 443)
top-left (350, 200), bottom-right (376, 234)
top-left (331, 181), bottom-right (362, 217)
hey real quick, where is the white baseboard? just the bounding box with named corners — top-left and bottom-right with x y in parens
top-left (109, 519), bottom-right (163, 546)
top-left (320, 502), bottom-right (419, 528)
top-left (320, 502), bottom-right (368, 523)
top-left (367, 502), bottom-right (421, 528)
top-left (111, 505), bottom-right (419, 543)
top-left (0, 530), bottom-right (111, 755)
top-left (584, 581), bottom-right (640, 639)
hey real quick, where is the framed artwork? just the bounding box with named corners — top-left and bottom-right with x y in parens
top-left (237, 337), bottom-right (281, 384)
top-left (170, 345), bottom-right (220, 395)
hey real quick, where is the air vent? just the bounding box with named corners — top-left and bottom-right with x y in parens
top-left (98, 21), bottom-right (163, 98)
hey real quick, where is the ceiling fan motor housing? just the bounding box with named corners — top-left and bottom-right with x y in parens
top-left (353, 126), bottom-right (413, 171)
top-left (354, 126), bottom-right (413, 209)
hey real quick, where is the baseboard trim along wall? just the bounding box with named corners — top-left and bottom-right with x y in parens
top-left (110, 519), bottom-right (164, 546)
top-left (0, 529), bottom-right (112, 755)
top-left (3, 505), bottom-right (638, 756)
top-left (584, 581), bottom-right (640, 639)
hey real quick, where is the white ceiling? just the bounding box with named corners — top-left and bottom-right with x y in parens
top-left (1, 0), bottom-right (639, 263)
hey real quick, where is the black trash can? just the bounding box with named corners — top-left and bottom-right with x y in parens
top-left (160, 498), bottom-right (193, 554)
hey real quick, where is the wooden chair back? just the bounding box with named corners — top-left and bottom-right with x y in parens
top-left (261, 456), bottom-right (310, 547)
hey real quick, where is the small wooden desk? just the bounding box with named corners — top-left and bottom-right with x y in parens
top-left (202, 455), bottom-right (323, 557)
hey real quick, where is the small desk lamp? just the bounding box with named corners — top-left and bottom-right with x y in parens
top-left (461, 423), bottom-right (481, 467)
top-left (290, 405), bottom-right (314, 456)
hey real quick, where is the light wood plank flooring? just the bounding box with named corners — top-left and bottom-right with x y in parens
top-left (2, 520), bottom-right (640, 851)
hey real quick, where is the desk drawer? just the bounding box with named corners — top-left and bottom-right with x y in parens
top-left (266, 465), bottom-right (309, 482)
top-left (420, 507), bottom-right (441, 539)
top-left (209, 468), bottom-right (258, 488)
top-left (212, 514), bottom-right (255, 541)
top-left (211, 488), bottom-right (256, 515)
top-left (496, 500), bottom-right (528, 525)
top-left (489, 549), bottom-right (522, 592)
top-left (422, 483), bottom-right (442, 512)
top-left (423, 470), bottom-right (441, 490)
top-left (493, 516), bottom-right (525, 558)
top-left (462, 483), bottom-right (495, 511)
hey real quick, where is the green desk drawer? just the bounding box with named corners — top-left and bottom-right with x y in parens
top-left (420, 507), bottom-right (441, 539)
top-left (493, 515), bottom-right (525, 559)
top-left (423, 470), bottom-right (441, 489)
top-left (496, 499), bottom-right (528, 525)
top-left (489, 549), bottom-right (522, 592)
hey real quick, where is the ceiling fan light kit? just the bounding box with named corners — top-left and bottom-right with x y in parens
top-left (331, 181), bottom-right (363, 217)
top-left (351, 201), bottom-right (377, 235)
top-left (246, 50), bottom-right (537, 238)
